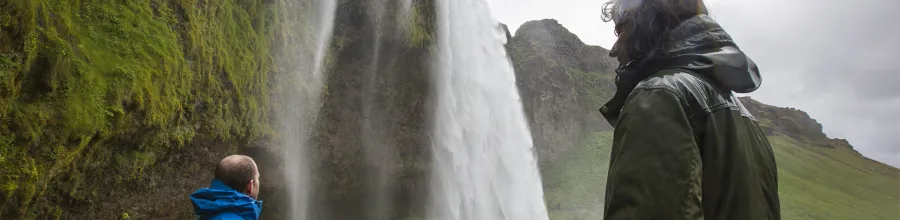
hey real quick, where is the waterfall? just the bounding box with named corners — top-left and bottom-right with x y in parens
top-left (402, 0), bottom-right (413, 13)
top-left (312, 0), bottom-right (338, 84)
top-left (363, 1), bottom-right (393, 220)
top-left (429, 0), bottom-right (551, 219)
top-left (279, 0), bottom-right (336, 219)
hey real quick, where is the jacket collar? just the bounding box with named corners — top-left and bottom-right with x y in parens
top-left (190, 179), bottom-right (263, 220)
top-left (600, 15), bottom-right (761, 127)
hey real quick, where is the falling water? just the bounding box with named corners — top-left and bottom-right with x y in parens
top-left (402, 0), bottom-right (413, 13)
top-left (311, 0), bottom-right (338, 83)
top-left (429, 0), bottom-right (550, 219)
top-left (362, 1), bottom-right (392, 219)
top-left (279, 0), bottom-right (336, 219)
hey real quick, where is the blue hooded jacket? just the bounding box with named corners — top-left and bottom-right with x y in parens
top-left (190, 179), bottom-right (263, 220)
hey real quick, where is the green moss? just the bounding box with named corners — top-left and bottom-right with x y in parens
top-left (19, 179), bottom-right (36, 214)
top-left (1, 182), bottom-right (15, 195)
top-left (405, 2), bottom-right (433, 48)
top-left (52, 206), bottom-right (62, 220)
top-left (567, 67), bottom-right (613, 109)
top-left (1, 0), bottom-right (281, 216)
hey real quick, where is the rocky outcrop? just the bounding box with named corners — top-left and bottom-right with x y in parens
top-left (507, 19), bottom-right (618, 164)
top-left (500, 23), bottom-right (513, 42)
top-left (740, 97), bottom-right (857, 151)
top-left (514, 19), bottom-right (617, 73)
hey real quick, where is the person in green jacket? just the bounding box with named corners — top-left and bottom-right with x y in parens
top-left (598, 0), bottom-right (781, 219)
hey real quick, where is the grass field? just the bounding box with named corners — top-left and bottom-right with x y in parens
top-left (542, 132), bottom-right (613, 220)
top-left (541, 132), bottom-right (900, 220)
top-left (770, 135), bottom-right (900, 220)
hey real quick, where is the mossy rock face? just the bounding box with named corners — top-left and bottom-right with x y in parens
top-left (0, 0), bottom-right (438, 218)
top-left (506, 19), bottom-right (618, 165)
top-left (0, 0), bottom-right (282, 218)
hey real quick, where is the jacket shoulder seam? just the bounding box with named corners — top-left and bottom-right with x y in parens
top-left (632, 86), bottom-right (687, 102)
top-left (705, 103), bottom-right (731, 114)
top-left (631, 86), bottom-right (693, 116)
top-left (633, 69), bottom-right (693, 94)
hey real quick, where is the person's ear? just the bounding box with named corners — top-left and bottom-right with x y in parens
top-left (244, 179), bottom-right (254, 195)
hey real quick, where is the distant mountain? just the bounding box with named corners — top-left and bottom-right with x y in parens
top-left (740, 97), bottom-right (858, 151)
top-left (506, 19), bottom-right (618, 164)
top-left (505, 19), bottom-right (900, 220)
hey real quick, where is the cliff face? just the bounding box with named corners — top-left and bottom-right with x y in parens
top-left (0, 0), bottom-right (290, 218)
top-left (507, 19), bottom-right (618, 164)
top-left (513, 19), bottom-right (616, 74)
top-left (505, 19), bottom-right (620, 218)
top-left (739, 97), bottom-right (856, 151)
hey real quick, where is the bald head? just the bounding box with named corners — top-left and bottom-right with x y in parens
top-left (215, 155), bottom-right (260, 197)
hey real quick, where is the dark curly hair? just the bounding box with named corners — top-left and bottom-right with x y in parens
top-left (602, 0), bottom-right (708, 62)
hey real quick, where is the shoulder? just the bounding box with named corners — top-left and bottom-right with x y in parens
top-left (629, 68), bottom-right (733, 118)
top-left (633, 68), bottom-right (713, 100)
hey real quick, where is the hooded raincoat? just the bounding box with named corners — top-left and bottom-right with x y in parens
top-left (600, 15), bottom-right (781, 220)
top-left (190, 179), bottom-right (263, 220)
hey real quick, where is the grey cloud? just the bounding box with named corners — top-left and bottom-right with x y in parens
top-left (709, 0), bottom-right (900, 167)
top-left (836, 69), bottom-right (899, 101)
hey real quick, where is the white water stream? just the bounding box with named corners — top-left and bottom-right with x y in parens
top-left (281, 0), bottom-right (336, 219)
top-left (311, 0), bottom-right (337, 84)
top-left (429, 0), bottom-right (551, 219)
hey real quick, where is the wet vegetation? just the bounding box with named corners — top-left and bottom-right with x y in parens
top-left (1, 0), bottom-right (280, 218)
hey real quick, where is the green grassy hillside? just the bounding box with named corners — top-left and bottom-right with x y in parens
top-left (541, 129), bottom-right (900, 220)
top-left (771, 135), bottom-right (900, 220)
top-left (542, 131), bottom-right (612, 220)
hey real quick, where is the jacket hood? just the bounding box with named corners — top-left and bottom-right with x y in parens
top-left (656, 14), bottom-right (761, 93)
top-left (190, 179), bottom-right (262, 220)
top-left (600, 15), bottom-right (760, 126)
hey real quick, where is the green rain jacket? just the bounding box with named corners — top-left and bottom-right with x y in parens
top-left (599, 15), bottom-right (781, 220)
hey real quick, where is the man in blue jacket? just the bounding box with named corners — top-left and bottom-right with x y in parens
top-left (190, 155), bottom-right (263, 220)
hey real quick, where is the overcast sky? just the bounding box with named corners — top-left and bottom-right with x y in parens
top-left (487, 0), bottom-right (900, 167)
